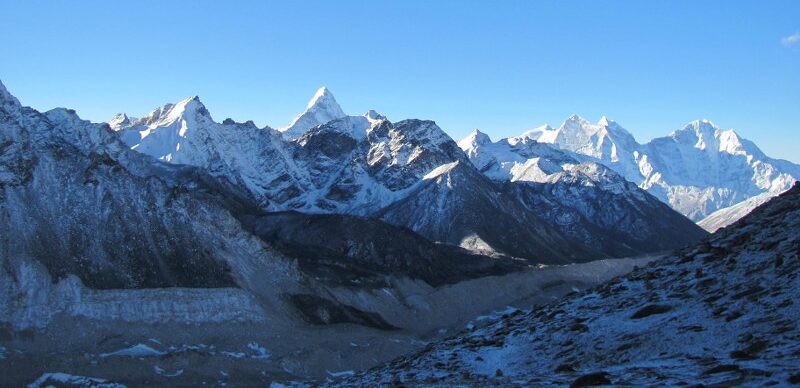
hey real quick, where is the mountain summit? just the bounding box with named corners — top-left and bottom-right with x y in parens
top-left (281, 86), bottom-right (346, 139)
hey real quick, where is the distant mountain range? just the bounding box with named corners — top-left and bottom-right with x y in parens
top-left (514, 115), bottom-right (799, 221)
top-left (109, 87), bottom-right (708, 261)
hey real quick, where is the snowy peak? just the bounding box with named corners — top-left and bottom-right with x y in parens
top-left (125, 95), bottom-right (210, 130)
top-left (564, 114), bottom-right (590, 126)
top-left (364, 109), bottom-right (386, 123)
top-left (671, 119), bottom-right (720, 149)
top-left (281, 86), bottom-right (347, 139)
top-left (669, 119), bottom-right (751, 155)
top-left (597, 115), bottom-right (632, 136)
top-left (305, 86), bottom-right (343, 113)
top-left (167, 96), bottom-right (210, 122)
top-left (684, 118), bottom-right (719, 133)
top-left (458, 129), bottom-right (492, 150)
top-left (108, 113), bottom-right (132, 130)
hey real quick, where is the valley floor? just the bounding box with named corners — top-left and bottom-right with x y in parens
top-left (0, 255), bottom-right (655, 387)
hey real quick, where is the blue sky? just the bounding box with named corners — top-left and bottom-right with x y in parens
top-left (1, 1), bottom-right (798, 162)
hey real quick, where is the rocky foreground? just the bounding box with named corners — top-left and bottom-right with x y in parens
top-left (332, 183), bottom-right (800, 386)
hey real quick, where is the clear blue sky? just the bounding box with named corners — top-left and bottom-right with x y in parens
top-left (1, 1), bottom-right (798, 162)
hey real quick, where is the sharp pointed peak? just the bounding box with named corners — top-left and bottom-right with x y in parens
top-left (281, 86), bottom-right (347, 138)
top-left (470, 128), bottom-right (491, 140)
top-left (300, 86), bottom-right (345, 116)
top-left (306, 86), bottom-right (338, 109)
top-left (170, 95), bottom-right (209, 117)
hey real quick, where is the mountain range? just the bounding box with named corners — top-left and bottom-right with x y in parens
top-left (515, 115), bottom-right (799, 221)
top-left (110, 87), bottom-right (712, 261)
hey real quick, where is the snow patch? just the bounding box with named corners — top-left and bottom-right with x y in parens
top-left (28, 372), bottom-right (125, 388)
top-left (423, 161), bottom-right (459, 180)
top-left (100, 343), bottom-right (166, 358)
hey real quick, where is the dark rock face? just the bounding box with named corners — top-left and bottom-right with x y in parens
top-left (630, 304), bottom-right (672, 319)
top-left (242, 211), bottom-right (523, 288)
top-left (376, 161), bottom-right (595, 264)
top-left (504, 178), bottom-right (707, 258)
top-left (0, 100), bottom-right (254, 289)
top-left (570, 372), bottom-right (612, 387)
top-left (333, 183), bottom-right (800, 386)
top-left (288, 294), bottom-right (398, 330)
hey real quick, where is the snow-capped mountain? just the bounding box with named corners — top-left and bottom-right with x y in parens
top-left (521, 116), bottom-right (800, 221)
top-left (111, 88), bottom-right (706, 262)
top-left (459, 130), bottom-right (707, 257)
top-left (112, 96), bottom-right (314, 208)
top-left (334, 182), bottom-right (800, 386)
top-left (280, 86), bottom-right (346, 140)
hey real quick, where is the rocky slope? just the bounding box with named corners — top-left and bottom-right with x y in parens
top-left (459, 130), bottom-right (707, 257)
top-left (520, 116), bottom-right (799, 221)
top-left (335, 182), bottom-right (800, 386)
